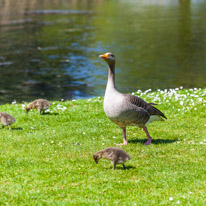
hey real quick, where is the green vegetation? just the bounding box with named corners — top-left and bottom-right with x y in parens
top-left (0, 88), bottom-right (205, 205)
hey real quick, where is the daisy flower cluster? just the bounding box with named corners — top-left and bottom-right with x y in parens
top-left (87, 96), bottom-right (103, 103)
top-left (133, 87), bottom-right (205, 116)
top-left (176, 138), bottom-right (206, 145)
top-left (51, 103), bottom-right (67, 112)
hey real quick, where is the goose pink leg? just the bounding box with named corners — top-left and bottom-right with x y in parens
top-left (116, 127), bottom-right (128, 145)
top-left (143, 126), bottom-right (152, 145)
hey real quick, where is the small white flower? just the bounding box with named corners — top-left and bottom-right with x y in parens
top-left (12, 100), bottom-right (17, 104)
top-left (188, 191), bottom-right (192, 194)
top-left (62, 106), bottom-right (67, 111)
top-left (51, 141), bottom-right (54, 144)
top-left (177, 200), bottom-right (181, 204)
top-left (169, 197), bottom-right (173, 201)
top-left (180, 101), bottom-right (184, 105)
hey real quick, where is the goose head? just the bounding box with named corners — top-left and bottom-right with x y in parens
top-left (99, 52), bottom-right (115, 65)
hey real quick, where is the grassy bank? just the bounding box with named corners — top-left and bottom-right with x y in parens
top-left (0, 88), bottom-right (205, 205)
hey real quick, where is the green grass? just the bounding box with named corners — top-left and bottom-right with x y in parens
top-left (0, 88), bottom-right (205, 205)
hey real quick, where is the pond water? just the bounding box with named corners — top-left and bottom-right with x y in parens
top-left (0, 0), bottom-right (206, 103)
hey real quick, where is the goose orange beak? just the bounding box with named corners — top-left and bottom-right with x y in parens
top-left (99, 53), bottom-right (108, 59)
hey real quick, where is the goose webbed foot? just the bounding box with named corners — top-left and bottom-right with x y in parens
top-left (116, 141), bottom-right (128, 146)
top-left (116, 127), bottom-right (128, 145)
top-left (144, 138), bottom-right (152, 145)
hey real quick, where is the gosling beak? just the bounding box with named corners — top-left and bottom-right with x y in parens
top-left (94, 158), bottom-right (98, 164)
top-left (99, 53), bottom-right (108, 59)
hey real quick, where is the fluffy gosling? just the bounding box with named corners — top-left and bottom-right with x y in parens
top-left (0, 112), bottom-right (16, 130)
top-left (25, 99), bottom-right (51, 115)
top-left (93, 147), bottom-right (130, 170)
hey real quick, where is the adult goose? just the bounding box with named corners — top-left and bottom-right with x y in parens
top-left (99, 52), bottom-right (167, 145)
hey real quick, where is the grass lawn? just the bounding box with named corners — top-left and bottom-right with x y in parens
top-left (0, 88), bottom-right (205, 205)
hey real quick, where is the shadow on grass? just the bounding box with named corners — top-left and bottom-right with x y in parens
top-left (12, 127), bottom-right (23, 130)
top-left (0, 127), bottom-right (23, 130)
top-left (128, 138), bottom-right (179, 145)
top-left (106, 165), bottom-right (136, 170)
top-left (41, 112), bottom-right (59, 116)
top-left (124, 165), bottom-right (136, 170)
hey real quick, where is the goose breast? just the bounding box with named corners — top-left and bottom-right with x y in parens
top-left (104, 92), bottom-right (150, 127)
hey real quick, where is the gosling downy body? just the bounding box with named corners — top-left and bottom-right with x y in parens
top-left (99, 52), bottom-right (167, 145)
top-left (0, 112), bottom-right (16, 130)
top-left (93, 147), bottom-right (130, 170)
top-left (25, 99), bottom-right (51, 115)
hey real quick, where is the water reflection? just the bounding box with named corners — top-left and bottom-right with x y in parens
top-left (0, 0), bottom-right (206, 103)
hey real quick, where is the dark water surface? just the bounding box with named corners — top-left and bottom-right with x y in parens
top-left (0, 0), bottom-right (206, 103)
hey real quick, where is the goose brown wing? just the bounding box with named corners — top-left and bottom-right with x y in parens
top-left (124, 94), bottom-right (167, 119)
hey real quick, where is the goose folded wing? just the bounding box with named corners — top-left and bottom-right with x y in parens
top-left (124, 94), bottom-right (167, 119)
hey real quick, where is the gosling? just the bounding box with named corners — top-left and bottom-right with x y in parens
top-left (0, 112), bottom-right (16, 130)
top-left (25, 99), bottom-right (51, 115)
top-left (93, 147), bottom-right (130, 170)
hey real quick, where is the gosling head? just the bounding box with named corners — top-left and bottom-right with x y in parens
top-left (93, 152), bottom-right (102, 164)
top-left (99, 52), bottom-right (115, 65)
top-left (25, 107), bottom-right (30, 114)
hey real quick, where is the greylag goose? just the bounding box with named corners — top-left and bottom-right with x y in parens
top-left (0, 112), bottom-right (16, 130)
top-left (93, 147), bottom-right (130, 170)
top-left (99, 52), bottom-right (167, 145)
top-left (25, 99), bottom-right (51, 115)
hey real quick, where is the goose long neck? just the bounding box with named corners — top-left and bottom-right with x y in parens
top-left (106, 62), bottom-right (116, 91)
